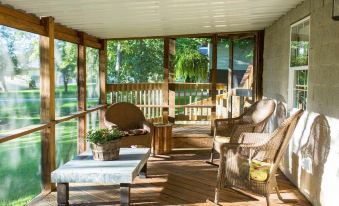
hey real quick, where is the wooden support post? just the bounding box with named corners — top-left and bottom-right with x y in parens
top-left (254, 30), bottom-right (264, 101)
top-left (163, 38), bottom-right (169, 123)
top-left (40, 16), bottom-right (56, 192)
top-left (228, 39), bottom-right (234, 118)
top-left (210, 35), bottom-right (218, 134)
top-left (99, 40), bottom-right (107, 128)
top-left (163, 38), bottom-right (176, 123)
top-left (77, 32), bottom-right (87, 154)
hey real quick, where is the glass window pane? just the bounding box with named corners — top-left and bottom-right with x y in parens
top-left (55, 40), bottom-right (78, 117)
top-left (290, 19), bottom-right (310, 67)
top-left (56, 119), bottom-right (78, 168)
top-left (233, 38), bottom-right (254, 89)
top-left (293, 70), bottom-right (308, 109)
top-left (107, 39), bottom-right (164, 83)
top-left (0, 132), bottom-right (42, 205)
top-left (216, 38), bottom-right (230, 84)
top-left (86, 47), bottom-right (100, 108)
top-left (87, 111), bottom-right (99, 131)
top-left (290, 17), bottom-right (310, 109)
top-left (86, 111), bottom-right (100, 151)
top-left (0, 26), bottom-right (40, 134)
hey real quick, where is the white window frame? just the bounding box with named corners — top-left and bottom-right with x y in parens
top-left (288, 16), bottom-right (310, 110)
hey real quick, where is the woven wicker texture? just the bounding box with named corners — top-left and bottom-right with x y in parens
top-left (91, 140), bottom-right (120, 161)
top-left (210, 99), bottom-right (276, 158)
top-left (104, 102), bottom-right (153, 148)
top-left (213, 109), bottom-right (304, 206)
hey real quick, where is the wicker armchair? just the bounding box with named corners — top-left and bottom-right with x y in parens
top-left (104, 102), bottom-right (153, 148)
top-left (211, 109), bottom-right (303, 206)
top-left (208, 99), bottom-right (276, 165)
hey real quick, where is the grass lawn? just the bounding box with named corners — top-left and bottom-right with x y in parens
top-left (0, 84), bottom-right (100, 205)
top-left (0, 122), bottom-right (78, 206)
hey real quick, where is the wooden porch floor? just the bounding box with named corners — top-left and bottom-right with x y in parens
top-left (173, 124), bottom-right (213, 148)
top-left (173, 124), bottom-right (212, 138)
top-left (30, 149), bottom-right (311, 206)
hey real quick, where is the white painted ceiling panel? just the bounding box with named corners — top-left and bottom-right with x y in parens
top-left (1, 0), bottom-right (303, 38)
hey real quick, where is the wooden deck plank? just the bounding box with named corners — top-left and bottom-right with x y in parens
top-left (31, 149), bottom-right (311, 206)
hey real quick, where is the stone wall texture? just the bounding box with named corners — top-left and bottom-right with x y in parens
top-left (263, 0), bottom-right (339, 205)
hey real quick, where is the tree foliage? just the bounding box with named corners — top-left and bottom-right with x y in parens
top-left (86, 47), bottom-right (99, 83)
top-left (290, 41), bottom-right (309, 67)
top-left (175, 38), bottom-right (209, 82)
top-left (107, 38), bottom-right (211, 83)
top-left (55, 40), bottom-right (77, 92)
top-left (0, 26), bottom-right (39, 91)
top-left (107, 39), bottom-right (164, 83)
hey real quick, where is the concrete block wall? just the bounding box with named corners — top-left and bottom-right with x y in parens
top-left (263, 0), bottom-right (339, 205)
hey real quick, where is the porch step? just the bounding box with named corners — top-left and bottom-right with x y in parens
top-left (172, 124), bottom-right (213, 148)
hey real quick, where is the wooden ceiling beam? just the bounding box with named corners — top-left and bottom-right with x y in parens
top-left (0, 3), bottom-right (102, 49)
top-left (108, 30), bottom-right (259, 41)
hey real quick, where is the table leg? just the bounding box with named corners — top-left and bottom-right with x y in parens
top-left (57, 183), bottom-right (69, 206)
top-left (120, 183), bottom-right (130, 206)
top-left (139, 162), bottom-right (147, 179)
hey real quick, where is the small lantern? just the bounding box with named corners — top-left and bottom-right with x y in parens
top-left (333, 0), bottom-right (339, 20)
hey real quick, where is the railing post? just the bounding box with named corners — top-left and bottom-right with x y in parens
top-left (99, 39), bottom-right (107, 128)
top-left (163, 37), bottom-right (176, 123)
top-left (77, 32), bottom-right (87, 154)
top-left (210, 35), bottom-right (218, 134)
top-left (40, 16), bottom-right (56, 192)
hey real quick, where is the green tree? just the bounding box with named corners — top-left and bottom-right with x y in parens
top-left (107, 38), bottom-right (211, 83)
top-left (107, 39), bottom-right (163, 83)
top-left (175, 38), bottom-right (210, 83)
top-left (86, 47), bottom-right (99, 83)
top-left (0, 26), bottom-right (39, 91)
top-left (55, 40), bottom-right (77, 92)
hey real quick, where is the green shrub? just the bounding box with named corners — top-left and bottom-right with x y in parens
top-left (87, 128), bottom-right (124, 145)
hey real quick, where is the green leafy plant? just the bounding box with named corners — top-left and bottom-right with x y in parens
top-left (175, 49), bottom-right (209, 82)
top-left (87, 128), bottom-right (124, 145)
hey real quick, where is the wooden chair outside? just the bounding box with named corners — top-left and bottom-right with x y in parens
top-left (211, 109), bottom-right (304, 206)
top-left (104, 102), bottom-right (153, 148)
top-left (208, 99), bottom-right (276, 165)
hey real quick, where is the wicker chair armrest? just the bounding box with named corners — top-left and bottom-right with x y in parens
top-left (226, 123), bottom-right (256, 141)
top-left (221, 142), bottom-right (254, 150)
top-left (238, 132), bottom-right (272, 144)
top-left (220, 140), bottom-right (269, 155)
top-left (233, 122), bottom-right (256, 131)
top-left (214, 117), bottom-right (241, 126)
top-left (104, 120), bottom-right (118, 129)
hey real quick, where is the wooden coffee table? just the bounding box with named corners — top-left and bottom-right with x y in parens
top-left (51, 148), bottom-right (150, 206)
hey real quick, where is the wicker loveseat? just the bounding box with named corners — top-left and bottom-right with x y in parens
top-left (211, 109), bottom-right (303, 206)
top-left (104, 102), bottom-right (153, 148)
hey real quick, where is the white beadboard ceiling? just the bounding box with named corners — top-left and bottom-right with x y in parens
top-left (1, 0), bottom-right (303, 39)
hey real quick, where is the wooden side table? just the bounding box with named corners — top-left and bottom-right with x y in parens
top-left (152, 123), bottom-right (173, 155)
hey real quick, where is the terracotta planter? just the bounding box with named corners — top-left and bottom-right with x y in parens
top-left (90, 139), bottom-right (121, 161)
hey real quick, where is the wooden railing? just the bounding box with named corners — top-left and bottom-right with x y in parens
top-left (107, 82), bottom-right (228, 122)
top-left (174, 83), bottom-right (228, 121)
top-left (107, 83), bottom-right (164, 122)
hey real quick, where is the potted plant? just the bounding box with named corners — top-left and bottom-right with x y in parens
top-left (87, 128), bottom-right (125, 161)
